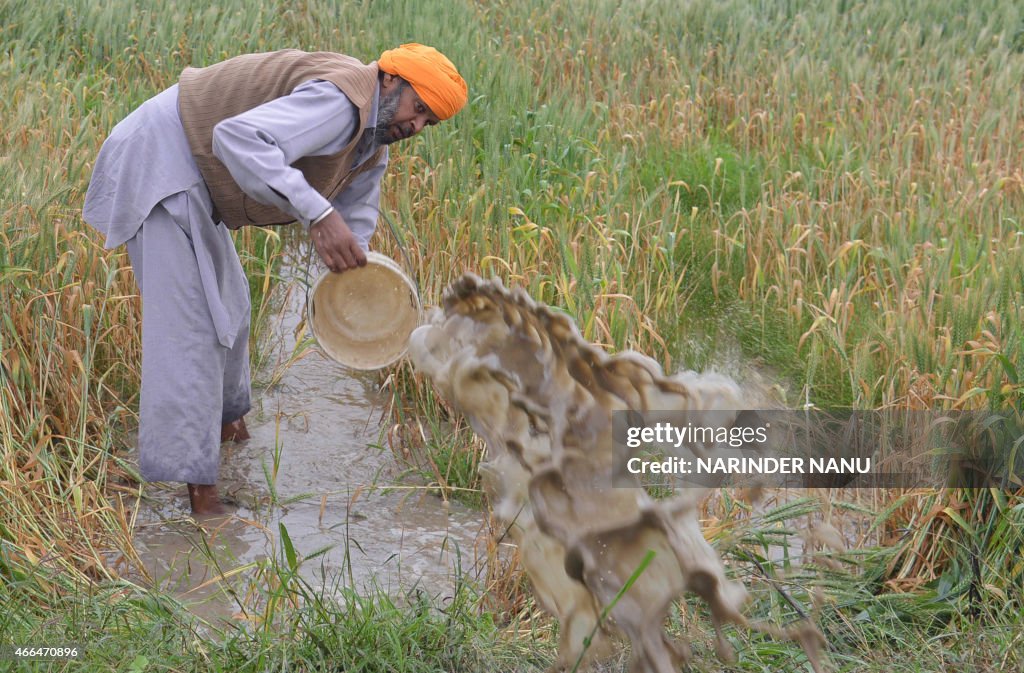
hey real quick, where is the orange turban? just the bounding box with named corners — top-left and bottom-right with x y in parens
top-left (378, 43), bottom-right (467, 120)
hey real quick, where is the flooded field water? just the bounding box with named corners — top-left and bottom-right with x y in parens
top-left (122, 246), bottom-right (868, 634)
top-left (129, 248), bottom-right (486, 623)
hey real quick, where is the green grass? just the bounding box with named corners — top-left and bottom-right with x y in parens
top-left (2, 496), bottom-right (1019, 672)
top-left (0, 546), bottom-right (549, 673)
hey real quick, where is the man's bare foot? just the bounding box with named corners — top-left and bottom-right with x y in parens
top-left (221, 417), bottom-right (250, 442)
top-left (188, 483), bottom-right (230, 517)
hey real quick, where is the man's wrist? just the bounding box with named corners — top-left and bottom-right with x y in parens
top-left (310, 207), bottom-right (334, 228)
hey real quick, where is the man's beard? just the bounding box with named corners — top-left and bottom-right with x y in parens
top-left (370, 84), bottom-right (405, 145)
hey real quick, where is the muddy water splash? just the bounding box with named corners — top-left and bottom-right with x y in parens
top-left (409, 274), bottom-right (826, 673)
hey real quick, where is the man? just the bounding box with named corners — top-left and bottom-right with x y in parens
top-left (83, 44), bottom-right (468, 515)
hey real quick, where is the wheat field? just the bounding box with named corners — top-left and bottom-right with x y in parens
top-left (1, 1), bottom-right (1022, 670)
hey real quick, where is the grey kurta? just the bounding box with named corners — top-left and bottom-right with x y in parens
top-left (84, 80), bottom-right (387, 484)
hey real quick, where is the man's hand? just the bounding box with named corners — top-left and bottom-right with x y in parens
top-left (310, 210), bottom-right (367, 273)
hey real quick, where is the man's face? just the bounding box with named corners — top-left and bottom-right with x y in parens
top-left (375, 73), bottom-right (441, 145)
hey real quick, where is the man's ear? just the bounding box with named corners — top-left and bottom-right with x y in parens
top-left (380, 72), bottom-right (400, 93)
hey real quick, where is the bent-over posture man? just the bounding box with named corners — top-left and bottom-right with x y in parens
top-left (83, 44), bottom-right (467, 515)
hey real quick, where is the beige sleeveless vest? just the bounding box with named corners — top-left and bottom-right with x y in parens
top-left (178, 50), bottom-right (384, 229)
